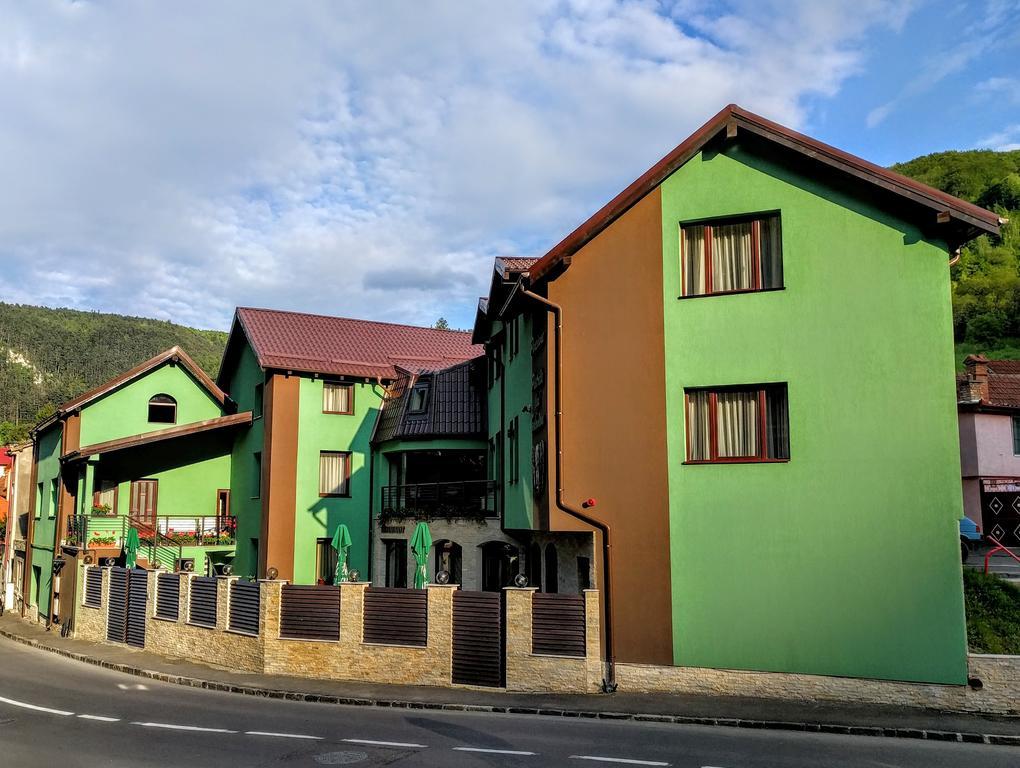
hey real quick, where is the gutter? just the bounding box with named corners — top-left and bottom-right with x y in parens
top-left (516, 285), bottom-right (618, 693)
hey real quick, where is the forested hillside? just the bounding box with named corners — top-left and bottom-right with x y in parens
top-left (892, 149), bottom-right (1020, 363)
top-left (0, 303), bottom-right (227, 442)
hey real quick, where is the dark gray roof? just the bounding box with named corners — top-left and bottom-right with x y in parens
top-left (372, 358), bottom-right (486, 443)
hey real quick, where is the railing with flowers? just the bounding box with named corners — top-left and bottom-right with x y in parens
top-left (67, 515), bottom-right (238, 549)
top-left (148, 516), bottom-right (238, 547)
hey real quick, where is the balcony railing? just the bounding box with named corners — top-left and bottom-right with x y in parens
top-left (67, 514), bottom-right (237, 549)
top-left (380, 480), bottom-right (497, 521)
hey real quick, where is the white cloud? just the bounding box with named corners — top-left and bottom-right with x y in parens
top-left (0, 0), bottom-right (915, 330)
top-left (977, 124), bottom-right (1020, 151)
top-left (977, 76), bottom-right (1020, 104)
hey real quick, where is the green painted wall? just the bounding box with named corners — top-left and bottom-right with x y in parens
top-left (660, 145), bottom-right (968, 683)
top-left (78, 362), bottom-right (223, 447)
top-left (30, 423), bottom-right (62, 618)
top-left (224, 341), bottom-right (264, 580)
top-left (488, 313), bottom-right (537, 530)
top-left (291, 378), bottom-right (383, 584)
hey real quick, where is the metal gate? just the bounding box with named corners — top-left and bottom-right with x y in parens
top-left (981, 480), bottom-right (1020, 546)
top-left (452, 590), bottom-right (504, 687)
top-left (126, 570), bottom-right (147, 648)
top-left (106, 567), bottom-right (128, 643)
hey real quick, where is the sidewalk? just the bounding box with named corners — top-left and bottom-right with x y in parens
top-left (1, 613), bottom-right (1017, 746)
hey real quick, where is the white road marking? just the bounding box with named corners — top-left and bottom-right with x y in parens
top-left (78, 714), bottom-right (120, 722)
top-left (246, 731), bottom-right (322, 740)
top-left (0, 695), bottom-right (73, 716)
top-left (454, 747), bottom-right (537, 755)
top-left (570, 757), bottom-right (670, 767)
top-left (132, 722), bottom-right (237, 733)
top-left (116, 683), bottom-right (148, 690)
top-left (343, 738), bottom-right (427, 749)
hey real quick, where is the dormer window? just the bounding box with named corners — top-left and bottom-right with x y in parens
top-left (147, 394), bottom-right (177, 424)
top-left (408, 382), bottom-right (429, 414)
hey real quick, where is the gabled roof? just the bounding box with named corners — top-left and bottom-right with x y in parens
top-left (224, 307), bottom-right (482, 382)
top-left (62, 412), bottom-right (253, 462)
top-left (530, 104), bottom-right (1003, 282)
top-left (33, 346), bottom-right (226, 435)
top-left (372, 358), bottom-right (486, 444)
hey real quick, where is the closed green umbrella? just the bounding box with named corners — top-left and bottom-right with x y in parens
top-left (330, 523), bottom-right (352, 584)
top-left (410, 521), bottom-right (432, 589)
top-left (125, 526), bottom-right (140, 569)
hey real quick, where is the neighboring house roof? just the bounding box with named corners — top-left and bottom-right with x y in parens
top-left (62, 412), bottom-right (253, 462)
top-left (530, 104), bottom-right (1003, 282)
top-left (495, 257), bottom-right (539, 279)
top-left (33, 346), bottom-right (227, 436)
top-left (372, 358), bottom-right (486, 443)
top-left (227, 307), bottom-right (482, 381)
top-left (958, 356), bottom-right (1020, 412)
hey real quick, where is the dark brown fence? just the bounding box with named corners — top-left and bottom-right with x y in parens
top-left (532, 593), bottom-right (586, 657)
top-left (126, 570), bottom-right (147, 648)
top-left (188, 576), bottom-right (218, 628)
top-left (279, 585), bottom-right (340, 641)
top-left (229, 580), bottom-right (261, 636)
top-left (363, 587), bottom-right (427, 647)
top-left (84, 567), bottom-right (102, 608)
top-left (156, 573), bottom-right (180, 620)
top-left (452, 590), bottom-right (503, 687)
top-left (106, 567), bottom-right (128, 643)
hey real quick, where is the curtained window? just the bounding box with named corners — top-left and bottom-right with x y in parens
top-left (681, 214), bottom-right (783, 296)
top-left (319, 451), bottom-right (351, 496)
top-left (685, 384), bottom-right (789, 463)
top-left (322, 382), bottom-right (353, 414)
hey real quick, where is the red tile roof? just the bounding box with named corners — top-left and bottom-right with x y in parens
top-left (235, 307), bottom-right (482, 380)
top-left (495, 257), bottom-right (539, 279)
top-left (958, 358), bottom-right (1020, 410)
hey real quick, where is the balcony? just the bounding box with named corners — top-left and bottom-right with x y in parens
top-left (380, 480), bottom-right (497, 521)
top-left (66, 515), bottom-right (238, 549)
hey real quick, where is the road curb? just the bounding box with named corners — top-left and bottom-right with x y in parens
top-left (2, 626), bottom-right (1017, 747)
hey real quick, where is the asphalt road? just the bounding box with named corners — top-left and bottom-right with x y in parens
top-left (0, 637), bottom-right (1014, 768)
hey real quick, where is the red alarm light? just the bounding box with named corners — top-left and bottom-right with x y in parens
top-left (582, 498), bottom-right (596, 508)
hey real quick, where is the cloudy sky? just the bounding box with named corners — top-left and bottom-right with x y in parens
top-left (1, 0), bottom-right (1018, 331)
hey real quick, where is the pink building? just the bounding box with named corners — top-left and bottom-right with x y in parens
top-left (958, 355), bottom-right (1020, 545)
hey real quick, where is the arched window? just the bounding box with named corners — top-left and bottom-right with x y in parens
top-left (434, 540), bottom-right (462, 585)
top-left (147, 394), bottom-right (177, 424)
top-left (527, 542), bottom-right (542, 589)
top-left (544, 543), bottom-right (559, 594)
top-left (481, 541), bottom-right (518, 592)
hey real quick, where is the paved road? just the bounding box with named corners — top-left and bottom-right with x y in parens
top-left (0, 637), bottom-right (1014, 767)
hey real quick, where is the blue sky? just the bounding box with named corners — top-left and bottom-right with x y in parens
top-left (0, 0), bottom-right (1017, 332)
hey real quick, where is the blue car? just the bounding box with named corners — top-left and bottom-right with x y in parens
top-left (960, 517), bottom-right (983, 562)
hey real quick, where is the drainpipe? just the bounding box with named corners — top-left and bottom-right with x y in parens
top-left (519, 287), bottom-right (617, 692)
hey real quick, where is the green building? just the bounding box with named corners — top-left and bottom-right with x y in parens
top-left (26, 348), bottom-right (248, 625)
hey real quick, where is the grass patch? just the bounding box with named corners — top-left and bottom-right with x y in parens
top-left (955, 338), bottom-right (1020, 370)
top-left (964, 569), bottom-right (1020, 654)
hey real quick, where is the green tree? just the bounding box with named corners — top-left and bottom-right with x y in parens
top-left (433, 317), bottom-right (450, 330)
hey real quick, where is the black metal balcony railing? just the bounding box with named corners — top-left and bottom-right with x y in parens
top-left (380, 480), bottom-right (497, 521)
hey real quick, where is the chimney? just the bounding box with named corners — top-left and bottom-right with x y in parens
top-left (964, 354), bottom-right (990, 403)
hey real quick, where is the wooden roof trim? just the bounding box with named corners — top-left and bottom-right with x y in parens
top-left (530, 104), bottom-right (1002, 281)
top-left (62, 411), bottom-right (253, 461)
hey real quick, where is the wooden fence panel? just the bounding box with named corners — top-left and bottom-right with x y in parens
top-left (106, 567), bottom-right (127, 643)
top-left (156, 573), bottom-right (180, 620)
top-left (452, 590), bottom-right (503, 687)
top-left (126, 570), bottom-right (147, 648)
top-left (531, 593), bottom-right (586, 657)
top-left (84, 567), bottom-right (102, 608)
top-left (279, 585), bottom-right (340, 641)
top-left (229, 580), bottom-right (261, 636)
top-left (363, 587), bottom-right (427, 647)
top-left (188, 576), bottom-right (218, 628)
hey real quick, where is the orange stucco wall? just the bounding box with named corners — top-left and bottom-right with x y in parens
top-left (545, 188), bottom-right (673, 665)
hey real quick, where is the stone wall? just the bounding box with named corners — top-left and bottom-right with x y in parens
top-left (615, 654), bottom-right (1020, 716)
top-left (144, 573), bottom-right (263, 673)
top-left (73, 567), bottom-right (598, 692)
top-left (504, 588), bottom-right (603, 693)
